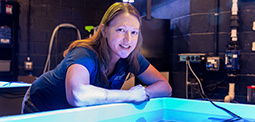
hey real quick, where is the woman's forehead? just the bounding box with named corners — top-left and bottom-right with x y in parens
top-left (108, 12), bottom-right (140, 28)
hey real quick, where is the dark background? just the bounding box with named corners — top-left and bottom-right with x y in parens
top-left (1, 0), bottom-right (255, 116)
top-left (10, 0), bottom-right (255, 102)
top-left (133, 0), bottom-right (255, 103)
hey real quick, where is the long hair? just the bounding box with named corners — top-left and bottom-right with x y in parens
top-left (63, 2), bottom-right (143, 87)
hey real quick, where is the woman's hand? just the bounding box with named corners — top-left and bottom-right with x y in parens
top-left (128, 84), bottom-right (148, 102)
top-left (137, 64), bottom-right (172, 98)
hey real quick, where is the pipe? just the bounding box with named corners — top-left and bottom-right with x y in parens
top-left (214, 0), bottom-right (220, 56)
top-left (224, 0), bottom-right (239, 103)
top-left (230, 0), bottom-right (239, 43)
top-left (231, 0), bottom-right (238, 16)
top-left (224, 83), bottom-right (235, 102)
top-left (43, 23), bottom-right (81, 73)
top-left (146, 0), bottom-right (151, 20)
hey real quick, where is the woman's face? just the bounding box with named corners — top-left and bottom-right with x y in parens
top-left (103, 12), bottom-right (140, 61)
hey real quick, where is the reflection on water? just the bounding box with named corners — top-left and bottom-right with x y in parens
top-left (103, 109), bottom-right (255, 122)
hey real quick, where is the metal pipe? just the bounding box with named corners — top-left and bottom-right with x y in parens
top-left (214, 0), bottom-right (220, 56)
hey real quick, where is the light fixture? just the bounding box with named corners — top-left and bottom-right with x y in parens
top-left (123, 0), bottom-right (134, 3)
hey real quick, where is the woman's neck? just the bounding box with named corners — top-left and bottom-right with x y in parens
top-left (106, 63), bottom-right (116, 77)
top-left (106, 57), bottom-right (119, 76)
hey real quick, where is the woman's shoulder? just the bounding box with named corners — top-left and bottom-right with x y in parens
top-left (71, 47), bottom-right (94, 52)
top-left (64, 47), bottom-right (98, 73)
top-left (68, 47), bottom-right (97, 57)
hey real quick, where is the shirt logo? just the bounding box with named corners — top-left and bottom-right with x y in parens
top-left (114, 72), bottom-right (125, 81)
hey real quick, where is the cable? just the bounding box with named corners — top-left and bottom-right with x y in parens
top-left (43, 23), bottom-right (81, 73)
top-left (205, 98), bottom-right (242, 120)
top-left (186, 60), bottom-right (189, 98)
top-left (205, 80), bottom-right (227, 92)
top-left (186, 60), bottom-right (242, 120)
top-left (187, 61), bottom-right (205, 96)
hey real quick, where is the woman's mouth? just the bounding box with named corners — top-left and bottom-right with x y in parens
top-left (120, 44), bottom-right (130, 49)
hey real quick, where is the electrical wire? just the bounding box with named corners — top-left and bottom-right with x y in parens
top-left (186, 60), bottom-right (189, 98)
top-left (186, 60), bottom-right (242, 120)
top-left (205, 80), bottom-right (227, 92)
top-left (43, 23), bottom-right (81, 73)
top-left (187, 61), bottom-right (206, 96)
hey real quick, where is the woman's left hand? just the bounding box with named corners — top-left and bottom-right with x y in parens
top-left (128, 84), bottom-right (148, 102)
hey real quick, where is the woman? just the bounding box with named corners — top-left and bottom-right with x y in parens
top-left (22, 2), bottom-right (172, 113)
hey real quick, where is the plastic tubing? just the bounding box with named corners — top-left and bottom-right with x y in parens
top-left (43, 23), bottom-right (81, 73)
top-left (224, 83), bottom-right (235, 102)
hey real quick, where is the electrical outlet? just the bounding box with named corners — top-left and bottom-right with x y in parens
top-left (24, 61), bottom-right (33, 71)
top-left (24, 57), bottom-right (33, 71)
top-left (178, 53), bottom-right (206, 63)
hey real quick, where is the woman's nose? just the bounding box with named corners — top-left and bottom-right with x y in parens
top-left (124, 32), bottom-right (131, 43)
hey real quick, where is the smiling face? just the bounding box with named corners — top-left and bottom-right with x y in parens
top-left (102, 12), bottom-right (140, 62)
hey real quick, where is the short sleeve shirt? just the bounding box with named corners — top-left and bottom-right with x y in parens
top-left (29, 47), bottom-right (150, 111)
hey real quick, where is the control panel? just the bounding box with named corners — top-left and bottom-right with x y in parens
top-left (225, 50), bottom-right (240, 71)
top-left (179, 53), bottom-right (206, 63)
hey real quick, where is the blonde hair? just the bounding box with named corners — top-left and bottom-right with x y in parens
top-left (63, 2), bottom-right (143, 87)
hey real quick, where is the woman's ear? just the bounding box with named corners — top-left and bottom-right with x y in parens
top-left (101, 24), bottom-right (106, 37)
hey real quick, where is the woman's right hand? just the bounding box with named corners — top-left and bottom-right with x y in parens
top-left (128, 84), bottom-right (148, 103)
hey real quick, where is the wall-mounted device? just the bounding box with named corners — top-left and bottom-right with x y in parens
top-left (225, 50), bottom-right (240, 71)
top-left (178, 53), bottom-right (206, 63)
top-left (206, 57), bottom-right (220, 71)
top-left (24, 57), bottom-right (33, 71)
top-left (0, 26), bottom-right (11, 44)
top-left (0, 1), bottom-right (19, 81)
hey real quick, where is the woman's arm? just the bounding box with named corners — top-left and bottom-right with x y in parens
top-left (65, 64), bottom-right (148, 107)
top-left (137, 64), bottom-right (172, 98)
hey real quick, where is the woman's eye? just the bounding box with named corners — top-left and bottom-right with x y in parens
top-left (117, 29), bottom-right (125, 32)
top-left (132, 31), bottom-right (138, 35)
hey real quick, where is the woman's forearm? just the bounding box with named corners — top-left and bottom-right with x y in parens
top-left (145, 80), bottom-right (172, 98)
top-left (69, 84), bottom-right (147, 107)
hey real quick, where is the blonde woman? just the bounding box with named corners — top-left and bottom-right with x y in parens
top-left (22, 2), bottom-right (172, 113)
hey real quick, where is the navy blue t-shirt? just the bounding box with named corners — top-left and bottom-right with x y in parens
top-left (30, 47), bottom-right (150, 111)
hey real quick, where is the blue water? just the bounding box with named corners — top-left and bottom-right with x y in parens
top-left (102, 109), bottom-right (255, 122)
